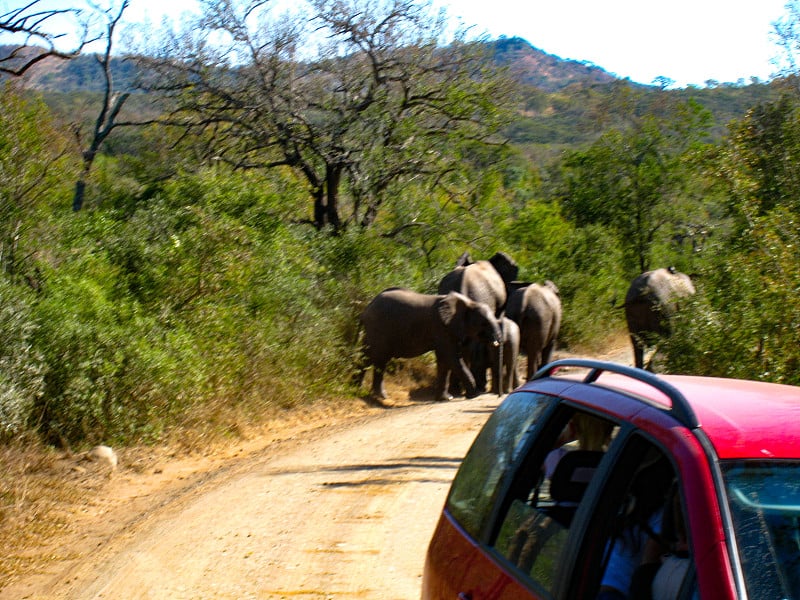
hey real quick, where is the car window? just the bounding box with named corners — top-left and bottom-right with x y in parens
top-left (446, 391), bottom-right (555, 540)
top-left (490, 408), bottom-right (616, 595)
top-left (723, 461), bottom-right (800, 599)
top-left (574, 434), bottom-right (698, 600)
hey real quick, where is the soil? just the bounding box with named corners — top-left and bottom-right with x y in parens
top-left (1, 342), bottom-right (632, 600)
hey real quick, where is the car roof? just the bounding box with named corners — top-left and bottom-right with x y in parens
top-left (533, 361), bottom-right (800, 461)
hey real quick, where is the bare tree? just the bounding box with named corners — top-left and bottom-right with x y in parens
top-left (0, 1), bottom-right (93, 76)
top-left (72, 0), bottom-right (130, 211)
top-left (139, 0), bottom-right (514, 231)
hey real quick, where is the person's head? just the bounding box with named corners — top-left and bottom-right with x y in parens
top-left (571, 413), bottom-right (614, 451)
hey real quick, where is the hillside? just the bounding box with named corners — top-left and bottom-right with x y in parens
top-left (2, 38), bottom-right (781, 149)
top-left (491, 36), bottom-right (618, 91)
top-left (4, 37), bottom-right (616, 94)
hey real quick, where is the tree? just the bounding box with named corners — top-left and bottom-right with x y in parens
top-left (0, 86), bottom-right (77, 279)
top-left (72, 0), bottom-right (131, 211)
top-left (555, 98), bottom-right (712, 274)
top-left (0, 1), bottom-right (92, 76)
top-left (662, 94), bottom-right (800, 383)
top-left (774, 0), bottom-right (800, 82)
top-left (139, 0), bottom-right (514, 231)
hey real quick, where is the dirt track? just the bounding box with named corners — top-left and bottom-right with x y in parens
top-left (5, 395), bottom-right (502, 600)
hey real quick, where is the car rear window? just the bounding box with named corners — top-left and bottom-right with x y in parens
top-left (446, 391), bottom-right (554, 539)
top-left (723, 461), bottom-right (800, 599)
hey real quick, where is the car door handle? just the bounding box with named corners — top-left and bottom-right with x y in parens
top-left (458, 593), bottom-right (472, 600)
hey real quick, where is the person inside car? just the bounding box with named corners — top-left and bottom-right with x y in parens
top-left (629, 483), bottom-right (693, 600)
top-left (597, 453), bottom-right (674, 600)
top-left (544, 412), bottom-right (614, 479)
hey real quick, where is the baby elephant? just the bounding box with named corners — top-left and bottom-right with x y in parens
top-left (356, 288), bottom-right (502, 402)
top-left (489, 316), bottom-right (521, 395)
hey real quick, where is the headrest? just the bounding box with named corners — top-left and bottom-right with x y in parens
top-left (549, 450), bottom-right (603, 502)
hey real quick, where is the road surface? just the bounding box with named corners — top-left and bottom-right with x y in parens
top-left (13, 395), bottom-right (502, 600)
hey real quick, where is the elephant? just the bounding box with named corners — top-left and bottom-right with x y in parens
top-left (437, 251), bottom-right (519, 393)
top-left (355, 288), bottom-right (502, 402)
top-left (489, 316), bottom-right (521, 395)
top-left (506, 280), bottom-right (562, 380)
top-left (624, 267), bottom-right (696, 370)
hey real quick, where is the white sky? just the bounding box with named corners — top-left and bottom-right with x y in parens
top-left (2, 0), bottom-right (790, 87)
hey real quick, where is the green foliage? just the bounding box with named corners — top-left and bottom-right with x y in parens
top-left (500, 200), bottom-right (626, 347)
top-left (555, 102), bottom-right (713, 276)
top-left (5, 27), bottom-right (800, 448)
top-left (0, 276), bottom-right (43, 441)
top-left (662, 95), bottom-right (800, 383)
top-left (0, 85), bottom-right (77, 278)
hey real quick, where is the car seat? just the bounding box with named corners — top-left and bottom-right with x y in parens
top-left (547, 450), bottom-right (604, 526)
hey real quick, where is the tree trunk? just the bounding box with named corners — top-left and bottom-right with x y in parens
top-left (73, 155), bottom-right (94, 212)
top-left (313, 164), bottom-right (343, 231)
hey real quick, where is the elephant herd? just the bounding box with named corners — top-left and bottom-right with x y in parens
top-left (354, 253), bottom-right (694, 402)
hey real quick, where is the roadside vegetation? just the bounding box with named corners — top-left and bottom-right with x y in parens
top-left (0, 0), bottom-right (799, 454)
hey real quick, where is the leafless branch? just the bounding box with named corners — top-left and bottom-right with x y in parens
top-left (0, 1), bottom-right (96, 76)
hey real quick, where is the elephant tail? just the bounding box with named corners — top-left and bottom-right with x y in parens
top-left (351, 314), bottom-right (368, 387)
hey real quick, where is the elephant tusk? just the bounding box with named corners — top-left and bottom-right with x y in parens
top-left (492, 340), bottom-right (500, 347)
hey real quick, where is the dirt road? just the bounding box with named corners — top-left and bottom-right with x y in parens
top-left (9, 395), bottom-right (504, 600)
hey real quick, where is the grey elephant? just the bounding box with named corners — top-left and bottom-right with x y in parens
top-left (489, 316), bottom-right (521, 394)
top-left (624, 267), bottom-right (696, 370)
top-left (507, 280), bottom-right (562, 380)
top-left (355, 288), bottom-right (502, 402)
top-left (437, 251), bottom-right (519, 393)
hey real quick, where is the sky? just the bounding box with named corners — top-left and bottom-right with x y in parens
top-left (2, 0), bottom-right (791, 88)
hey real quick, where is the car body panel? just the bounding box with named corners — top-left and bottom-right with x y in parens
top-left (593, 374), bottom-right (800, 459)
top-left (422, 511), bottom-right (538, 600)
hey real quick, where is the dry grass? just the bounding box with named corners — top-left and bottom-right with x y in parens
top-left (0, 396), bottom-right (387, 594)
top-left (0, 438), bottom-right (111, 588)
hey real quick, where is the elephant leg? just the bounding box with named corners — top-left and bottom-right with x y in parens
top-left (503, 353), bottom-right (516, 393)
top-left (511, 360), bottom-right (521, 390)
top-left (631, 335), bottom-right (644, 369)
top-left (471, 342), bottom-right (489, 393)
top-left (526, 351), bottom-right (541, 381)
top-left (461, 357), bottom-right (480, 399)
top-left (438, 350), bottom-right (478, 399)
top-left (434, 354), bottom-right (457, 402)
top-left (448, 370), bottom-right (465, 397)
top-left (490, 345), bottom-right (502, 395)
top-left (541, 341), bottom-right (555, 367)
top-left (370, 364), bottom-right (388, 399)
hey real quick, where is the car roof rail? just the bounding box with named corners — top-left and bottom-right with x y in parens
top-left (532, 358), bottom-right (700, 430)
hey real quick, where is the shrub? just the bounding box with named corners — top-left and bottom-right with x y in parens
top-left (0, 277), bottom-right (44, 441)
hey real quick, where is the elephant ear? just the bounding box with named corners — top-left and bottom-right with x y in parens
top-left (489, 251), bottom-right (519, 283)
top-left (455, 251), bottom-right (473, 267)
top-left (438, 292), bottom-right (467, 338)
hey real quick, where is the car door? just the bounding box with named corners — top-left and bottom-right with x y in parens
top-left (480, 403), bottom-right (618, 599)
top-left (424, 396), bottom-right (620, 599)
top-left (423, 390), bottom-right (560, 599)
top-left (561, 423), bottom-right (714, 600)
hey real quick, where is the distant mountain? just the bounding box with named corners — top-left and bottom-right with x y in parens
top-left (3, 38), bottom-right (620, 95)
top-left (490, 37), bottom-right (619, 92)
top-left (0, 45), bottom-right (140, 92)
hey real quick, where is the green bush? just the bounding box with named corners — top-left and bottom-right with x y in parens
top-left (662, 207), bottom-right (800, 384)
top-left (0, 277), bottom-right (44, 441)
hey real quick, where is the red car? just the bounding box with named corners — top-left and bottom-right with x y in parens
top-left (422, 359), bottom-right (800, 600)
